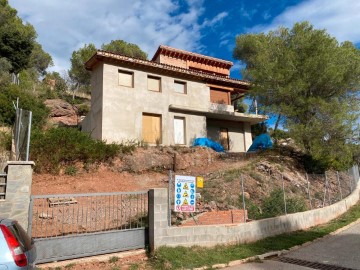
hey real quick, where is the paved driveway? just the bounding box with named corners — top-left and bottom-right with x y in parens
top-left (226, 220), bottom-right (360, 270)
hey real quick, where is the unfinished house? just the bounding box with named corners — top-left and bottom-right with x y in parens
top-left (82, 45), bottom-right (267, 152)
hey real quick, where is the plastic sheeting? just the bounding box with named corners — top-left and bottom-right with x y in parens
top-left (193, 138), bottom-right (224, 152)
top-left (247, 133), bottom-right (273, 152)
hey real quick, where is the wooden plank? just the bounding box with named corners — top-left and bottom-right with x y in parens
top-left (47, 197), bottom-right (78, 207)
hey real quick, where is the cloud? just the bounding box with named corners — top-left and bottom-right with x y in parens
top-left (8, 0), bottom-right (226, 72)
top-left (248, 0), bottom-right (360, 44)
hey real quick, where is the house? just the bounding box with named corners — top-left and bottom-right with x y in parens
top-left (81, 45), bottom-right (267, 152)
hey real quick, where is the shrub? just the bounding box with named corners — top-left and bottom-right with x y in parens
top-left (0, 130), bottom-right (11, 152)
top-left (30, 127), bottom-right (124, 173)
top-left (261, 188), bottom-right (307, 218)
top-left (77, 104), bottom-right (90, 116)
top-left (0, 84), bottom-right (49, 129)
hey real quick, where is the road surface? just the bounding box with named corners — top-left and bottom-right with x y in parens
top-left (226, 220), bottom-right (360, 270)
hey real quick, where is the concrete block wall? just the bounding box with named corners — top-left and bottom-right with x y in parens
top-left (148, 167), bottom-right (360, 250)
top-left (0, 161), bottom-right (34, 231)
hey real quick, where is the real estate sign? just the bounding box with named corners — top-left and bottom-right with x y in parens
top-left (174, 175), bottom-right (196, 212)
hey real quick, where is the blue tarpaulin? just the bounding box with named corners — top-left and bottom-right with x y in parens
top-left (193, 138), bottom-right (224, 152)
top-left (247, 133), bottom-right (273, 152)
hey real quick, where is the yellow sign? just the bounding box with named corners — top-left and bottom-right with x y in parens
top-left (183, 198), bottom-right (188, 205)
top-left (183, 183), bottom-right (189, 190)
top-left (196, 176), bottom-right (204, 188)
top-left (183, 191), bottom-right (188, 197)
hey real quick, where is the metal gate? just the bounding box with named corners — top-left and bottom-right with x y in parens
top-left (28, 191), bottom-right (148, 263)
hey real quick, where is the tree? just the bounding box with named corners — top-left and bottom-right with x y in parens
top-left (68, 40), bottom-right (148, 92)
top-left (68, 43), bottom-right (96, 93)
top-left (101, 40), bottom-right (148, 60)
top-left (29, 42), bottom-right (53, 77)
top-left (233, 22), bottom-right (360, 170)
top-left (0, 0), bottom-right (37, 74)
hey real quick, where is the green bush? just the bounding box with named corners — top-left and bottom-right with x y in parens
top-left (30, 127), bottom-right (124, 173)
top-left (77, 104), bottom-right (90, 116)
top-left (0, 130), bottom-right (11, 152)
top-left (261, 188), bottom-right (307, 218)
top-left (0, 84), bottom-right (49, 129)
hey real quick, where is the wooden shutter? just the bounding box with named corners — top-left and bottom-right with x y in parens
top-left (142, 114), bottom-right (161, 143)
top-left (118, 70), bottom-right (133, 87)
top-left (148, 76), bottom-right (161, 92)
top-left (210, 89), bottom-right (230, 105)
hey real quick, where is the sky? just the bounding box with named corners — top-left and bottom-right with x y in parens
top-left (8, 0), bottom-right (360, 80)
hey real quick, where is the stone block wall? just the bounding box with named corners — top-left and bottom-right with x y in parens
top-left (0, 161), bottom-right (34, 231)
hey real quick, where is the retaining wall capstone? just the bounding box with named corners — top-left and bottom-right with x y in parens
top-left (149, 165), bottom-right (360, 250)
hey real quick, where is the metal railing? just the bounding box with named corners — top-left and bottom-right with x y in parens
top-left (28, 191), bottom-right (148, 238)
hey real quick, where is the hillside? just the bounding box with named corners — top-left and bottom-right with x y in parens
top-left (32, 144), bottom-right (353, 222)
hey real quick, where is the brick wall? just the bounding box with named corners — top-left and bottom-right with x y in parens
top-left (181, 210), bottom-right (248, 226)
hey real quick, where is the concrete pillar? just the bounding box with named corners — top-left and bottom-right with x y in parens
top-left (0, 161), bottom-right (34, 231)
top-left (148, 188), bottom-right (169, 252)
top-left (243, 122), bottom-right (253, 151)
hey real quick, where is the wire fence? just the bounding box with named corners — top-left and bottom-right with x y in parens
top-left (168, 165), bottom-right (359, 226)
top-left (14, 108), bottom-right (32, 161)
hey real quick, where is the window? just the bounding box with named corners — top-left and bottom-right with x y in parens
top-left (118, 70), bottom-right (133, 87)
top-left (174, 117), bottom-right (186, 145)
top-left (147, 76), bottom-right (161, 92)
top-left (142, 113), bottom-right (162, 144)
top-left (210, 88), bottom-right (230, 104)
top-left (174, 80), bottom-right (186, 94)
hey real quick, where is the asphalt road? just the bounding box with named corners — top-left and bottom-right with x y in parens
top-left (226, 220), bottom-right (360, 270)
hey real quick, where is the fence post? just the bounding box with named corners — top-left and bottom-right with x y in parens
top-left (322, 173), bottom-right (328, 207)
top-left (336, 171), bottom-right (343, 200)
top-left (306, 173), bottom-right (313, 209)
top-left (325, 172), bottom-right (331, 205)
top-left (282, 173), bottom-right (287, 215)
top-left (168, 170), bottom-right (172, 227)
top-left (25, 111), bottom-right (32, 161)
top-left (240, 174), bottom-right (246, 223)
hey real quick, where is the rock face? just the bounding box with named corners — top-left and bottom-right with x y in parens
top-left (44, 99), bottom-right (78, 126)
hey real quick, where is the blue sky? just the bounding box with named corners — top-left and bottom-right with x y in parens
top-left (8, 0), bottom-right (360, 80)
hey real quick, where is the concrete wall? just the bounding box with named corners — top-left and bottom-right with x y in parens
top-left (82, 64), bottom-right (104, 139)
top-left (207, 119), bottom-right (246, 152)
top-left (86, 62), bottom-right (253, 151)
top-left (99, 63), bottom-right (209, 145)
top-left (0, 161), bottom-right (34, 231)
top-left (148, 168), bottom-right (360, 250)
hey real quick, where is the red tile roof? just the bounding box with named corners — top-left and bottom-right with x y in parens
top-left (152, 45), bottom-right (233, 69)
top-left (85, 50), bottom-right (249, 90)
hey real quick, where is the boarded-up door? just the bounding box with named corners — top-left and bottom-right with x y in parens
top-left (142, 114), bottom-right (161, 143)
top-left (174, 117), bottom-right (185, 145)
top-left (220, 128), bottom-right (229, 150)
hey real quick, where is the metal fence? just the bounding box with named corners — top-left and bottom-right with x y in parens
top-left (29, 191), bottom-right (148, 238)
top-left (168, 165), bottom-right (359, 226)
top-left (14, 108), bottom-right (32, 161)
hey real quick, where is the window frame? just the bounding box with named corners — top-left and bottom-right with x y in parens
top-left (147, 75), bottom-right (162, 92)
top-left (174, 80), bottom-right (187, 94)
top-left (174, 116), bottom-right (186, 145)
top-left (118, 69), bottom-right (134, 88)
